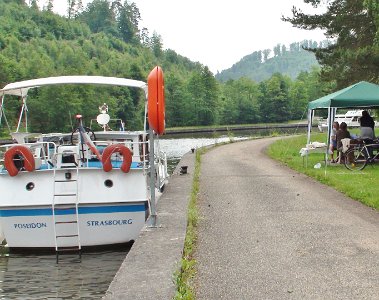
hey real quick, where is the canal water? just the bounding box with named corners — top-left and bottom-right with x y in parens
top-left (0, 249), bottom-right (130, 299)
top-left (0, 128), bottom-right (304, 298)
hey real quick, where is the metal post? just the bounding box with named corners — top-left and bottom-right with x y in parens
top-left (306, 109), bottom-right (312, 145)
top-left (16, 96), bottom-right (26, 132)
top-left (325, 107), bottom-right (335, 175)
top-left (148, 128), bottom-right (157, 227)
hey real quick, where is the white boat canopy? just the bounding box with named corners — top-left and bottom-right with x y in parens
top-left (0, 76), bottom-right (148, 97)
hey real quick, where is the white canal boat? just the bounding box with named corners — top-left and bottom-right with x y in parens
top-left (317, 109), bottom-right (378, 132)
top-left (0, 67), bottom-right (167, 255)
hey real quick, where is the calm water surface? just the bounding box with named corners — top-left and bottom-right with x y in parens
top-left (0, 248), bottom-right (130, 299)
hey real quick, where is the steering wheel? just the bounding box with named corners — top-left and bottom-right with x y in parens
top-left (70, 126), bottom-right (96, 145)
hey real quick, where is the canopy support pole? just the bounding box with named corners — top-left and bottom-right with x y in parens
top-left (306, 109), bottom-right (312, 145)
top-left (325, 107), bottom-right (336, 176)
top-left (0, 96), bottom-right (11, 133)
top-left (16, 96), bottom-right (28, 133)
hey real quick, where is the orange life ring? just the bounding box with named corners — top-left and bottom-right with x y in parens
top-left (4, 145), bottom-right (35, 177)
top-left (147, 66), bottom-right (165, 135)
top-left (101, 144), bottom-right (132, 173)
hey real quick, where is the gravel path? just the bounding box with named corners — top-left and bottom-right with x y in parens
top-left (195, 138), bottom-right (379, 300)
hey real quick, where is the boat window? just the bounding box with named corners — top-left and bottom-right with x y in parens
top-left (26, 182), bottom-right (35, 191)
top-left (104, 179), bottom-right (113, 188)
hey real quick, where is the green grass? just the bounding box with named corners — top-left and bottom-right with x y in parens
top-left (174, 149), bottom-right (202, 300)
top-left (267, 134), bottom-right (379, 210)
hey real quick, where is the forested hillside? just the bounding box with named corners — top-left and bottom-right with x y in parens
top-left (216, 41), bottom-right (321, 82)
top-left (0, 0), bottom-right (206, 133)
top-left (3, 0), bottom-right (375, 134)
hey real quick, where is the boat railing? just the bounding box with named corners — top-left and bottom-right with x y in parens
top-left (0, 139), bottom-right (153, 172)
top-left (0, 141), bottom-right (57, 170)
top-left (156, 151), bottom-right (168, 188)
top-left (76, 139), bottom-right (150, 171)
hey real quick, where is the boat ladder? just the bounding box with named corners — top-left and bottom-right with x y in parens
top-left (52, 165), bottom-right (81, 263)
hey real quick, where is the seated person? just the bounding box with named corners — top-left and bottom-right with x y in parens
top-left (360, 126), bottom-right (374, 140)
top-left (336, 122), bottom-right (351, 162)
top-left (360, 110), bottom-right (375, 141)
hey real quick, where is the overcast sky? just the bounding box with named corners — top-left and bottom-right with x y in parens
top-left (46, 0), bottom-right (326, 73)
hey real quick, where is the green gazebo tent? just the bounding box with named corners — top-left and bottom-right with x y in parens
top-left (308, 81), bottom-right (379, 110)
top-left (306, 81), bottom-right (379, 166)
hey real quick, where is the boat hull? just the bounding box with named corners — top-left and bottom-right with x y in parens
top-left (0, 202), bottom-right (148, 248)
top-left (0, 167), bottom-right (150, 249)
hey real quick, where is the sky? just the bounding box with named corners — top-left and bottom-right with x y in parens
top-left (46, 0), bottom-right (326, 73)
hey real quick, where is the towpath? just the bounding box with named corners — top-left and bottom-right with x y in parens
top-left (195, 138), bottom-right (379, 299)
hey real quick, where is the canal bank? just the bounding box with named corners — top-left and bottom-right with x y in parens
top-left (104, 151), bottom-right (196, 299)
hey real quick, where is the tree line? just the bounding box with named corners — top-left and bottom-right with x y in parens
top-left (0, 0), bottom-right (378, 135)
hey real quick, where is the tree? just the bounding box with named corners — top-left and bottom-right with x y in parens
top-left (79, 0), bottom-right (115, 34)
top-left (150, 31), bottom-right (163, 58)
top-left (259, 73), bottom-right (291, 123)
top-left (263, 49), bottom-right (271, 61)
top-left (186, 66), bottom-right (219, 126)
top-left (117, 0), bottom-right (141, 43)
top-left (46, 0), bottom-right (53, 11)
top-left (273, 44), bottom-right (281, 56)
top-left (30, 0), bottom-right (38, 10)
top-left (140, 27), bottom-right (150, 46)
top-left (165, 74), bottom-right (188, 127)
top-left (283, 0), bottom-right (379, 87)
top-left (67, 0), bottom-right (75, 19)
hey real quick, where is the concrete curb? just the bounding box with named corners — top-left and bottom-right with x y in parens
top-left (104, 151), bottom-right (196, 299)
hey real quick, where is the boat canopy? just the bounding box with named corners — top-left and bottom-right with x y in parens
top-left (0, 76), bottom-right (148, 97)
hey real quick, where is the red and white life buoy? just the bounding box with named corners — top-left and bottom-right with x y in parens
top-left (101, 144), bottom-right (132, 173)
top-left (147, 66), bottom-right (165, 135)
top-left (4, 145), bottom-right (35, 177)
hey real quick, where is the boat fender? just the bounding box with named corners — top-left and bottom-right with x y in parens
top-left (4, 145), bottom-right (35, 177)
top-left (147, 66), bottom-right (165, 135)
top-left (101, 144), bottom-right (132, 173)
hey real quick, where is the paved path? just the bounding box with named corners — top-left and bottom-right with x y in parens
top-left (195, 138), bottom-right (379, 299)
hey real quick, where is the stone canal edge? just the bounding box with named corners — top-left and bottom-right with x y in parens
top-left (104, 150), bottom-right (196, 299)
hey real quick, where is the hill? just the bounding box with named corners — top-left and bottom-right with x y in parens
top-left (216, 41), bottom-right (322, 82)
top-left (0, 1), bottom-right (331, 131)
top-left (0, 0), bottom-right (205, 132)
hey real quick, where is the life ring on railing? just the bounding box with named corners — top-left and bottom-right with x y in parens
top-left (4, 145), bottom-right (35, 177)
top-left (147, 66), bottom-right (165, 135)
top-left (101, 144), bottom-right (132, 173)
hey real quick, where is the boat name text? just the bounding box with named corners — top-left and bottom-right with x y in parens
top-left (14, 223), bottom-right (47, 229)
top-left (87, 219), bottom-right (133, 226)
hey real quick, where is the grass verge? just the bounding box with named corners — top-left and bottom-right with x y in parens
top-left (174, 149), bottom-right (202, 299)
top-left (268, 134), bottom-right (379, 210)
